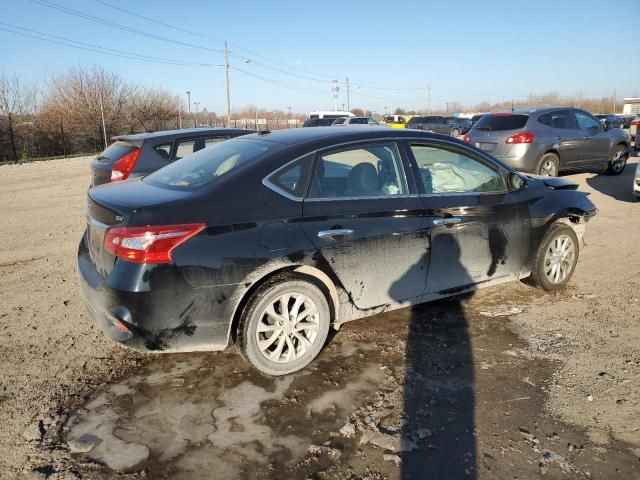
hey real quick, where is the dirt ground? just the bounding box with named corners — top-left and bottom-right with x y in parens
top-left (0, 152), bottom-right (639, 479)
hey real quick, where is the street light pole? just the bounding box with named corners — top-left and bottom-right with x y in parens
top-left (224, 41), bottom-right (231, 127)
top-left (186, 91), bottom-right (191, 113)
top-left (194, 101), bottom-right (200, 127)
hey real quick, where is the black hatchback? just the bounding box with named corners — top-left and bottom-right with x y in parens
top-left (78, 127), bottom-right (597, 375)
top-left (90, 127), bottom-right (252, 186)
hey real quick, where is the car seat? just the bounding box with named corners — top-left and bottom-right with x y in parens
top-left (345, 162), bottom-right (379, 196)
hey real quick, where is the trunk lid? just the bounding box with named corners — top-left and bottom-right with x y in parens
top-left (86, 180), bottom-right (194, 276)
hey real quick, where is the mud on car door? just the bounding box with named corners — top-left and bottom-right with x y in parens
top-left (301, 141), bottom-right (430, 308)
top-left (406, 142), bottom-right (532, 294)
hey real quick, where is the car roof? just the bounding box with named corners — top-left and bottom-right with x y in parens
top-left (235, 126), bottom-right (452, 146)
top-left (113, 127), bottom-right (251, 142)
top-left (490, 105), bottom-right (578, 116)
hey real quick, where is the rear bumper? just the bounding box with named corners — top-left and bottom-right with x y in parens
top-left (77, 238), bottom-right (236, 353)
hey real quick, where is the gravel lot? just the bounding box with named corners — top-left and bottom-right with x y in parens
top-left (0, 153), bottom-right (639, 479)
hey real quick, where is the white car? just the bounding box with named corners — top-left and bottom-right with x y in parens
top-left (634, 162), bottom-right (640, 199)
top-left (331, 116), bottom-right (387, 127)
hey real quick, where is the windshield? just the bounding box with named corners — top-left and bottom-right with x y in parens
top-left (144, 138), bottom-right (282, 190)
top-left (474, 114), bottom-right (529, 131)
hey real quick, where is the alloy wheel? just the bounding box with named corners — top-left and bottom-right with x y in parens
top-left (540, 159), bottom-right (557, 177)
top-left (543, 234), bottom-right (576, 284)
top-left (611, 151), bottom-right (627, 173)
top-left (255, 292), bottom-right (320, 363)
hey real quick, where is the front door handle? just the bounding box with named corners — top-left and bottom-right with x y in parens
top-left (433, 217), bottom-right (462, 226)
top-left (317, 228), bottom-right (354, 240)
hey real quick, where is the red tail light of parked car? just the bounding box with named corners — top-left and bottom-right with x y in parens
top-left (505, 132), bottom-right (535, 144)
top-left (110, 148), bottom-right (142, 182)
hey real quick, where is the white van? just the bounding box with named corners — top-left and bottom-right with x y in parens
top-left (308, 111), bottom-right (355, 119)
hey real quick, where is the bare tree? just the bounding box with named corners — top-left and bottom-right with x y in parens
top-left (131, 87), bottom-right (182, 132)
top-left (0, 73), bottom-right (36, 163)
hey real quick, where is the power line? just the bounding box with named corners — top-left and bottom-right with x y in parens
top-left (29, 0), bottom-right (224, 53)
top-left (233, 67), bottom-right (328, 95)
top-left (0, 23), bottom-right (214, 67)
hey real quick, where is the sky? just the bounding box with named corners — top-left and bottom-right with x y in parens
top-left (1, 0), bottom-right (639, 115)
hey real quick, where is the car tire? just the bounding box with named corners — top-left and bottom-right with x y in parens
top-left (451, 128), bottom-right (460, 137)
top-left (537, 153), bottom-right (559, 177)
top-left (526, 222), bottom-right (579, 292)
top-left (237, 274), bottom-right (331, 376)
top-left (605, 145), bottom-right (628, 175)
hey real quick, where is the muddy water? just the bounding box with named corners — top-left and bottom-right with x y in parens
top-left (64, 342), bottom-right (387, 478)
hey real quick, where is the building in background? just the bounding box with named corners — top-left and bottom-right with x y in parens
top-left (622, 98), bottom-right (640, 115)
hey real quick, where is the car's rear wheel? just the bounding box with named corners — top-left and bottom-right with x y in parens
top-left (527, 223), bottom-right (579, 291)
top-left (605, 145), bottom-right (628, 175)
top-left (237, 275), bottom-right (330, 375)
top-left (538, 153), bottom-right (559, 177)
top-left (451, 128), bottom-right (460, 137)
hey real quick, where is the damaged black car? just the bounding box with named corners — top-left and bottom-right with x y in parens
top-left (78, 127), bottom-right (597, 375)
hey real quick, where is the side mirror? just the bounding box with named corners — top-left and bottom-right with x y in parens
top-left (509, 172), bottom-right (526, 191)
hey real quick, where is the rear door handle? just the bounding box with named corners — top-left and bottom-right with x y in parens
top-left (433, 217), bottom-right (462, 226)
top-left (317, 228), bottom-right (354, 240)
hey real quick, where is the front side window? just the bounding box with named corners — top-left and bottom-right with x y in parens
top-left (367, 118), bottom-right (379, 125)
top-left (308, 143), bottom-right (407, 199)
top-left (574, 111), bottom-right (601, 131)
top-left (145, 139), bottom-right (282, 190)
top-left (350, 118), bottom-right (368, 125)
top-left (411, 145), bottom-right (506, 194)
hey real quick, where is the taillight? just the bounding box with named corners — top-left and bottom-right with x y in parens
top-left (463, 133), bottom-right (471, 143)
top-left (631, 120), bottom-right (639, 126)
top-left (110, 148), bottom-right (141, 182)
top-left (505, 132), bottom-right (535, 144)
top-left (104, 223), bottom-right (205, 264)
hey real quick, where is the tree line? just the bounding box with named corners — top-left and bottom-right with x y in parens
top-left (0, 66), bottom-right (185, 163)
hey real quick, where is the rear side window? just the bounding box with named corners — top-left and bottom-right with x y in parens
top-left (350, 118), bottom-right (368, 125)
top-left (474, 114), bottom-right (529, 131)
top-left (153, 143), bottom-right (172, 160)
top-left (267, 155), bottom-right (314, 198)
top-left (411, 145), bottom-right (506, 194)
top-left (97, 140), bottom-right (137, 161)
top-left (332, 118), bottom-right (346, 125)
top-left (145, 139), bottom-right (283, 190)
top-left (308, 142), bottom-right (407, 199)
top-left (174, 137), bottom-right (228, 160)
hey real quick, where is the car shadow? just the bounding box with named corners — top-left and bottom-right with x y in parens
top-left (585, 155), bottom-right (638, 203)
top-left (390, 235), bottom-right (477, 479)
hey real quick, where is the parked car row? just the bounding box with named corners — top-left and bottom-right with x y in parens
top-left (80, 125), bottom-right (599, 374)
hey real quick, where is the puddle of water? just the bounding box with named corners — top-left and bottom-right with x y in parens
top-left (65, 342), bottom-right (386, 477)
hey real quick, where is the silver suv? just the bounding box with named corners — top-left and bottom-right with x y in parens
top-left (464, 106), bottom-right (630, 176)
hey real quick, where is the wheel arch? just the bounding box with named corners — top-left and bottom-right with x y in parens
top-left (227, 264), bottom-right (340, 345)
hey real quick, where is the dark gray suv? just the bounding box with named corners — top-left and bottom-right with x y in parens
top-left (464, 107), bottom-right (630, 176)
top-left (90, 128), bottom-right (252, 187)
top-left (406, 116), bottom-right (456, 136)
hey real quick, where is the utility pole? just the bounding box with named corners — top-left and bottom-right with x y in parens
top-left (346, 77), bottom-right (350, 112)
top-left (194, 101), bottom-right (200, 127)
top-left (98, 93), bottom-right (107, 149)
top-left (178, 108), bottom-right (182, 129)
top-left (613, 89), bottom-right (617, 114)
top-left (445, 102), bottom-right (449, 113)
top-left (578, 90), bottom-right (583, 108)
top-left (186, 91), bottom-right (191, 113)
top-left (427, 83), bottom-right (431, 114)
top-left (225, 41), bottom-right (231, 127)
top-left (332, 79), bottom-right (339, 111)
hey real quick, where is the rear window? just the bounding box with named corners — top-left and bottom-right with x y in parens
top-left (407, 117), bottom-right (424, 124)
top-left (144, 139), bottom-right (282, 190)
top-left (97, 140), bottom-right (137, 161)
top-left (474, 114), bottom-right (529, 131)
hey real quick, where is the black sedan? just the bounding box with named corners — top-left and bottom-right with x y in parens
top-left (90, 127), bottom-right (252, 187)
top-left (78, 128), bottom-right (597, 375)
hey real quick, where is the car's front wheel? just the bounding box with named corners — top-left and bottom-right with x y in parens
top-left (538, 153), bottom-right (559, 177)
top-left (527, 223), bottom-right (579, 291)
top-left (606, 145), bottom-right (628, 175)
top-left (237, 274), bottom-right (331, 375)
